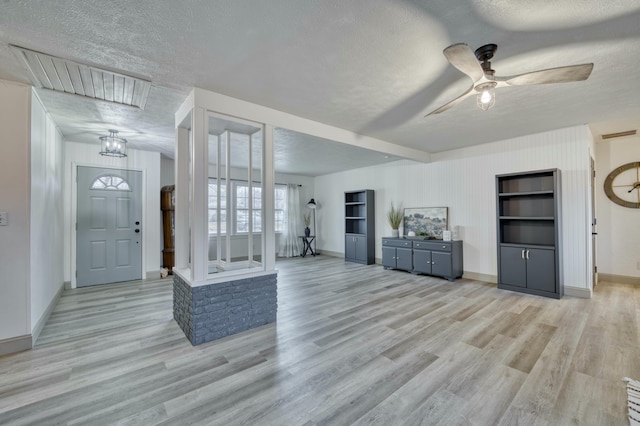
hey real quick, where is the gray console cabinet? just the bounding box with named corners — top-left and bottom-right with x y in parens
top-left (496, 169), bottom-right (562, 299)
top-left (382, 238), bottom-right (463, 281)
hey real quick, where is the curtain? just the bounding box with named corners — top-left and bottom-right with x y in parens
top-left (278, 184), bottom-right (301, 257)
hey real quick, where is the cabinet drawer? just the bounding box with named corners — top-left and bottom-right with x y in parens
top-left (413, 241), bottom-right (451, 252)
top-left (382, 238), bottom-right (412, 248)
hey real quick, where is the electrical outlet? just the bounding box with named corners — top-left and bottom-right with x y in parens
top-left (0, 212), bottom-right (7, 226)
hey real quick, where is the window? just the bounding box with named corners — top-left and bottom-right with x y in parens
top-left (235, 183), bottom-right (287, 233)
top-left (274, 185), bottom-right (286, 233)
top-left (209, 179), bottom-right (287, 235)
top-left (235, 183), bottom-right (262, 233)
top-left (208, 179), bottom-right (226, 234)
top-left (90, 175), bottom-right (130, 191)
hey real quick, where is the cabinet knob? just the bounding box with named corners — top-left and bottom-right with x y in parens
top-left (416, 243), bottom-right (420, 247)
top-left (442, 245), bottom-right (446, 249)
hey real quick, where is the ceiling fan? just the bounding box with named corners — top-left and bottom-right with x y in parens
top-left (425, 43), bottom-right (593, 116)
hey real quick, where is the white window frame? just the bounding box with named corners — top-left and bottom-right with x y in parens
top-left (208, 180), bottom-right (286, 236)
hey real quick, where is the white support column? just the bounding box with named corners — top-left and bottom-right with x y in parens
top-left (191, 107), bottom-right (208, 282)
top-left (175, 126), bottom-right (190, 271)
top-left (263, 124), bottom-right (276, 271)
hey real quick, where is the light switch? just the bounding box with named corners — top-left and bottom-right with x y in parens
top-left (0, 212), bottom-right (7, 226)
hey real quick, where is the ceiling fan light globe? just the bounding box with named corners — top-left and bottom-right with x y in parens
top-left (476, 86), bottom-right (495, 111)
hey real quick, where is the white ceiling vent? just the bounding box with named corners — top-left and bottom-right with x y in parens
top-left (10, 45), bottom-right (151, 109)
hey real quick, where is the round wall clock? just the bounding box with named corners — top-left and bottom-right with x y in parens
top-left (603, 161), bottom-right (640, 208)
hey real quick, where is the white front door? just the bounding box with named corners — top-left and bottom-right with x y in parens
top-left (76, 166), bottom-right (142, 287)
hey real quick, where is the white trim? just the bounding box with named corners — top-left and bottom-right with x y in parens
top-left (32, 281), bottom-right (64, 344)
top-left (26, 89), bottom-right (32, 337)
top-left (191, 88), bottom-right (431, 163)
top-left (0, 335), bottom-right (32, 356)
top-left (175, 127), bottom-right (190, 270)
top-left (174, 267), bottom-right (277, 287)
top-left (462, 271), bottom-right (497, 284)
top-left (191, 107), bottom-right (208, 283)
top-left (71, 163), bottom-right (146, 288)
top-left (564, 285), bottom-right (592, 298)
top-left (598, 273), bottom-right (640, 286)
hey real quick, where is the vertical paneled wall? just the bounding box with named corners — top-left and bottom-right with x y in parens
top-left (30, 91), bottom-right (65, 332)
top-left (314, 125), bottom-right (592, 290)
top-left (0, 81), bottom-right (31, 341)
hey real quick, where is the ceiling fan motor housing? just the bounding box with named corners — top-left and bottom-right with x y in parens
top-left (475, 44), bottom-right (497, 76)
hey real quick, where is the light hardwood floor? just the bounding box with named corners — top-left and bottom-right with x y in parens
top-left (0, 256), bottom-right (638, 425)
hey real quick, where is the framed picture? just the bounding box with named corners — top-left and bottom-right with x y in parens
top-left (403, 207), bottom-right (448, 239)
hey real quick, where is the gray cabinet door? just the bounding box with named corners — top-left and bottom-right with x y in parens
top-left (345, 235), bottom-right (356, 260)
top-left (355, 236), bottom-right (367, 262)
top-left (413, 250), bottom-right (432, 274)
top-left (526, 248), bottom-right (556, 293)
top-left (500, 246), bottom-right (527, 288)
top-left (382, 246), bottom-right (396, 268)
top-left (431, 252), bottom-right (452, 278)
top-left (396, 247), bottom-right (413, 271)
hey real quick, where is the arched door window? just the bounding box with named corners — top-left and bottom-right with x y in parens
top-left (90, 174), bottom-right (131, 191)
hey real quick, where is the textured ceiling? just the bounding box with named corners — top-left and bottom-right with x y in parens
top-left (0, 0), bottom-right (639, 175)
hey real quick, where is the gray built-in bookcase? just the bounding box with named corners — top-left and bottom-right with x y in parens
top-left (496, 169), bottom-right (563, 299)
top-left (345, 190), bottom-right (375, 265)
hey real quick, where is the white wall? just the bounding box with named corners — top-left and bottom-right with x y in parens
top-left (160, 154), bottom-right (175, 188)
top-left (63, 141), bottom-right (161, 284)
top-left (595, 133), bottom-right (640, 278)
top-left (0, 80), bottom-right (31, 341)
top-left (30, 91), bottom-right (64, 332)
top-left (315, 125), bottom-right (593, 290)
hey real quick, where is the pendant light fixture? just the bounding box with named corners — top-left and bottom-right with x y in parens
top-left (99, 129), bottom-right (128, 158)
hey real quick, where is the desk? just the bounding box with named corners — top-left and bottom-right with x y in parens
top-left (299, 236), bottom-right (315, 257)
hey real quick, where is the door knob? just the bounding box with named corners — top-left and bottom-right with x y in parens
top-left (135, 229), bottom-right (140, 233)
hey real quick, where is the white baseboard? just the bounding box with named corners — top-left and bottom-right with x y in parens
top-left (462, 271), bottom-right (497, 284)
top-left (146, 270), bottom-right (161, 279)
top-left (32, 281), bottom-right (65, 345)
top-left (564, 285), bottom-right (592, 299)
top-left (321, 250), bottom-right (343, 259)
top-left (598, 273), bottom-right (640, 285)
top-left (0, 335), bottom-right (32, 357)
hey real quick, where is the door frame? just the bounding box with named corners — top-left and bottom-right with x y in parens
top-left (71, 162), bottom-right (147, 289)
top-left (590, 155), bottom-right (598, 288)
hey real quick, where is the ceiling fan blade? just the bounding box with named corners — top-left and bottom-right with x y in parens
top-left (443, 43), bottom-right (485, 82)
top-left (424, 86), bottom-right (475, 117)
top-left (504, 63), bottom-right (594, 86)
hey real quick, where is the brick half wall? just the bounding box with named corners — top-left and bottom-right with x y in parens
top-left (173, 273), bottom-right (277, 345)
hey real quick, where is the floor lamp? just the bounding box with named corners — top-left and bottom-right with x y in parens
top-left (307, 198), bottom-right (317, 254)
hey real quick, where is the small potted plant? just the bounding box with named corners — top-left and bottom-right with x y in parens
top-left (386, 202), bottom-right (403, 238)
top-left (304, 212), bottom-right (311, 237)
